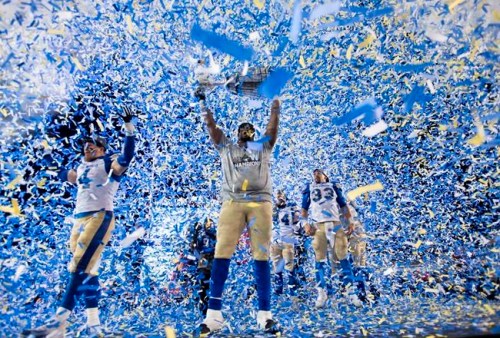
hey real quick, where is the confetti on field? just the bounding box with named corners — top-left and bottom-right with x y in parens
top-left (0, 0), bottom-right (497, 337)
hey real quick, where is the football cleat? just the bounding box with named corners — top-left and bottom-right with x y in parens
top-left (315, 287), bottom-right (328, 308)
top-left (21, 318), bottom-right (66, 338)
top-left (198, 309), bottom-right (224, 336)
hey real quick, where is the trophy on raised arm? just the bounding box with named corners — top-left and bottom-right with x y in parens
top-left (195, 59), bottom-right (271, 99)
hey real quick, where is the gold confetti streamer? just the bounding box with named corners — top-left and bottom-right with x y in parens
top-left (71, 56), bottom-right (86, 71)
top-left (0, 199), bottom-right (22, 216)
top-left (47, 28), bottom-right (65, 36)
top-left (347, 181), bottom-right (384, 200)
top-left (467, 116), bottom-right (486, 147)
top-left (253, 0), bottom-right (265, 9)
top-left (164, 326), bottom-right (176, 338)
top-left (6, 175), bottom-right (22, 190)
top-left (125, 15), bottom-right (134, 34)
top-left (447, 0), bottom-right (464, 12)
top-left (346, 44), bottom-right (353, 60)
top-left (299, 55), bottom-right (306, 68)
top-left (96, 119), bottom-right (105, 132)
top-left (241, 179), bottom-right (249, 191)
top-left (358, 34), bottom-right (375, 49)
top-left (37, 178), bottom-right (47, 188)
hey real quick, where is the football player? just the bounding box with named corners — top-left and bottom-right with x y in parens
top-left (270, 191), bottom-right (302, 296)
top-left (301, 169), bottom-right (358, 308)
top-left (195, 88), bottom-right (280, 335)
top-left (343, 199), bottom-right (367, 268)
top-left (22, 107), bottom-right (137, 338)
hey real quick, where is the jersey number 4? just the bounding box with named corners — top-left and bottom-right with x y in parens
top-left (78, 167), bottom-right (92, 189)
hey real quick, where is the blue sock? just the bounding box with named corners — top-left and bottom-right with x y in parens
top-left (274, 272), bottom-right (283, 294)
top-left (254, 260), bottom-right (271, 311)
top-left (340, 259), bottom-right (354, 284)
top-left (82, 275), bottom-right (100, 309)
top-left (61, 272), bottom-right (87, 310)
top-left (208, 258), bottom-right (230, 310)
top-left (287, 270), bottom-right (297, 288)
top-left (315, 261), bottom-right (327, 289)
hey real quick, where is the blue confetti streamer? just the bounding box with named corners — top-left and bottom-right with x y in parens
top-left (257, 68), bottom-right (294, 99)
top-left (190, 23), bottom-right (254, 61)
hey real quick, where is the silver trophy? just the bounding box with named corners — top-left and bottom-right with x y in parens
top-left (196, 60), bottom-right (270, 98)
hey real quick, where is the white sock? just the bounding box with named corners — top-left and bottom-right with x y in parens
top-left (55, 307), bottom-right (71, 322)
top-left (86, 308), bottom-right (100, 327)
top-left (206, 309), bottom-right (223, 320)
top-left (257, 310), bottom-right (272, 322)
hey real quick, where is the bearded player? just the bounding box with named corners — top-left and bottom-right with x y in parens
top-left (22, 107), bottom-right (136, 338)
top-left (195, 88), bottom-right (280, 336)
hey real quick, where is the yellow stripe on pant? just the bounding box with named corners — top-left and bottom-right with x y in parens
top-left (215, 200), bottom-right (272, 260)
top-left (69, 210), bottom-right (115, 274)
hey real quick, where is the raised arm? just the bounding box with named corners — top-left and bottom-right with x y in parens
top-left (202, 105), bottom-right (223, 145)
top-left (264, 99), bottom-right (280, 148)
top-left (196, 87), bottom-right (223, 145)
top-left (111, 106), bottom-right (136, 176)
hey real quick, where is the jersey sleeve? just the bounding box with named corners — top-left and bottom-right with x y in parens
top-left (215, 133), bottom-right (230, 151)
top-left (301, 183), bottom-right (311, 211)
top-left (104, 155), bottom-right (124, 181)
top-left (333, 183), bottom-right (347, 208)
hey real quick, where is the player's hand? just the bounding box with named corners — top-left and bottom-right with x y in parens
top-left (346, 221), bottom-right (355, 236)
top-left (120, 106), bottom-right (136, 123)
top-left (194, 87), bottom-right (206, 101)
top-left (304, 223), bottom-right (317, 236)
top-left (271, 98), bottom-right (280, 113)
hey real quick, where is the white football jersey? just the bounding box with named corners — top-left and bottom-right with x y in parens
top-left (273, 203), bottom-right (301, 245)
top-left (309, 182), bottom-right (341, 223)
top-left (74, 156), bottom-right (120, 215)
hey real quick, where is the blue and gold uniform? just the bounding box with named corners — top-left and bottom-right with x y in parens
top-left (70, 155), bottom-right (123, 275)
top-left (197, 97), bottom-right (280, 335)
top-left (270, 194), bottom-right (301, 295)
top-left (341, 199), bottom-right (367, 267)
top-left (22, 109), bottom-right (136, 338)
top-left (302, 169), bottom-right (357, 308)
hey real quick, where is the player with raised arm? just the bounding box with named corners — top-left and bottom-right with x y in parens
top-left (22, 107), bottom-right (137, 338)
top-left (194, 87), bottom-right (281, 336)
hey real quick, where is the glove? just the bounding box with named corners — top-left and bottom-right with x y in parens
top-left (120, 106), bottom-right (136, 123)
top-left (194, 87), bottom-right (206, 101)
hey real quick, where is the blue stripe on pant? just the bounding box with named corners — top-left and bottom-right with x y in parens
top-left (61, 211), bottom-right (112, 311)
top-left (76, 211), bottom-right (113, 272)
